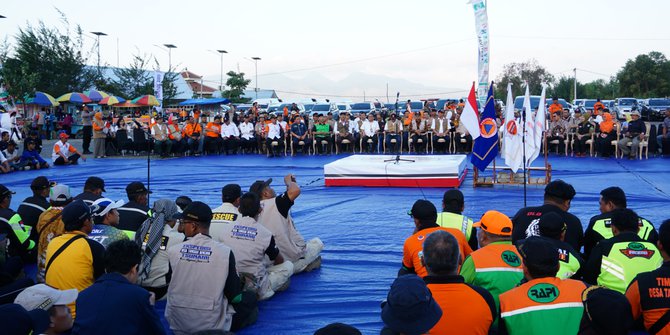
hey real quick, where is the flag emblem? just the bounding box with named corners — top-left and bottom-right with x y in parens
top-left (506, 120), bottom-right (518, 135)
top-left (479, 118), bottom-right (498, 138)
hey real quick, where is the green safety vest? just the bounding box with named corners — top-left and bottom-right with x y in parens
top-left (557, 248), bottom-right (581, 280)
top-left (315, 124), bottom-right (330, 138)
top-left (0, 213), bottom-right (35, 250)
top-left (593, 217), bottom-right (655, 241)
top-left (598, 240), bottom-right (662, 293)
top-left (436, 212), bottom-right (473, 241)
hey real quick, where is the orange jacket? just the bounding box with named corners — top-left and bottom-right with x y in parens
top-left (403, 226), bottom-right (473, 278)
top-left (205, 122), bottom-right (221, 138)
top-left (549, 103), bottom-right (563, 115)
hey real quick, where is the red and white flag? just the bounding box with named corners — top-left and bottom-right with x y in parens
top-left (461, 83), bottom-right (482, 139)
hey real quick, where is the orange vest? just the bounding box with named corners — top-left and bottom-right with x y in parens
top-left (427, 277), bottom-right (495, 335)
top-left (402, 226), bottom-right (473, 278)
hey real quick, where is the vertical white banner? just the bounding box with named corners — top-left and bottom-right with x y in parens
top-left (154, 71), bottom-right (164, 101)
top-left (470, 0), bottom-right (490, 101)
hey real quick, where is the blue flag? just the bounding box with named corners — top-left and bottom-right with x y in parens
top-left (470, 83), bottom-right (499, 171)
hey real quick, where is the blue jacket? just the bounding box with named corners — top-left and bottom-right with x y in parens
top-left (72, 272), bottom-right (165, 335)
top-left (20, 149), bottom-right (46, 165)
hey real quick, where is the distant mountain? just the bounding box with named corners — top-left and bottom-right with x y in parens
top-left (202, 71), bottom-right (467, 102)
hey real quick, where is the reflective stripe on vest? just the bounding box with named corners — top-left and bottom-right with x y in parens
top-left (593, 217), bottom-right (655, 241)
top-left (19, 202), bottom-right (48, 212)
top-left (436, 212), bottom-right (473, 240)
top-left (0, 213), bottom-right (35, 250)
top-left (598, 241), bottom-right (663, 293)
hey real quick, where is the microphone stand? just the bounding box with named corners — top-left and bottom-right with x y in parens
top-left (135, 119), bottom-right (152, 203)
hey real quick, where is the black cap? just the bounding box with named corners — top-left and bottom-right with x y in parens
top-left (214, 115), bottom-right (222, 120)
top-left (381, 274), bottom-right (442, 334)
top-left (222, 184), bottom-right (242, 203)
top-left (544, 180), bottom-right (576, 201)
top-left (442, 189), bottom-right (464, 205)
top-left (249, 178), bottom-right (272, 196)
top-left (126, 182), bottom-right (152, 196)
top-left (175, 196), bottom-right (192, 211)
top-left (61, 199), bottom-right (92, 226)
top-left (173, 201), bottom-right (213, 223)
top-left (314, 323), bottom-right (362, 335)
top-left (30, 176), bottom-right (51, 190)
top-left (270, 114), bottom-right (277, 119)
top-left (25, 139), bottom-right (36, 145)
top-left (408, 200), bottom-right (438, 222)
top-left (0, 184), bottom-right (15, 199)
top-left (581, 286), bottom-right (633, 335)
top-left (85, 176), bottom-right (106, 192)
top-left (0, 304), bottom-right (50, 335)
top-left (538, 212), bottom-right (566, 239)
top-left (517, 236), bottom-right (559, 268)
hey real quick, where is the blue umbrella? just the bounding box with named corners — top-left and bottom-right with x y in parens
top-left (31, 92), bottom-right (60, 106)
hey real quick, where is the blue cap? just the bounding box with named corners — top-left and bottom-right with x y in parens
top-left (61, 199), bottom-right (92, 226)
top-left (381, 275), bottom-right (442, 335)
top-left (0, 303), bottom-right (50, 335)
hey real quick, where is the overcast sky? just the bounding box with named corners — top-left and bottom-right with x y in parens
top-left (2, 0), bottom-right (669, 98)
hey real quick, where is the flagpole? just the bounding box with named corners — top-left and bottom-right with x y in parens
top-left (522, 107), bottom-right (527, 207)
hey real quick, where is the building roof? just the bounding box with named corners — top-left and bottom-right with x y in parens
top-left (188, 81), bottom-right (216, 94)
top-left (181, 71), bottom-right (202, 81)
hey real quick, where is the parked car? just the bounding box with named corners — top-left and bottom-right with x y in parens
top-left (582, 99), bottom-right (597, 113)
top-left (310, 103), bottom-right (338, 118)
top-left (435, 99), bottom-right (458, 111)
top-left (350, 102), bottom-right (376, 116)
top-left (336, 103), bottom-right (351, 114)
top-left (646, 98), bottom-right (670, 121)
top-left (613, 97), bottom-right (638, 120)
top-left (573, 99), bottom-right (586, 107)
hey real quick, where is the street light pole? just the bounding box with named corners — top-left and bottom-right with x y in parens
top-left (163, 44), bottom-right (177, 73)
top-left (91, 31), bottom-right (107, 74)
top-left (251, 57), bottom-right (261, 100)
top-left (217, 50), bottom-right (228, 91)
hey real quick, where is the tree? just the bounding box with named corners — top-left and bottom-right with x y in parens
top-left (616, 51), bottom-right (670, 97)
top-left (113, 53), bottom-right (153, 99)
top-left (494, 59), bottom-right (555, 98)
top-left (0, 12), bottom-right (94, 101)
top-left (222, 71), bottom-right (251, 103)
top-left (549, 76), bottom-right (574, 101)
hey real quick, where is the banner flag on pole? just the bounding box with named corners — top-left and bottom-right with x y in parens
top-left (469, 0), bottom-right (490, 101)
top-left (528, 83), bottom-right (547, 166)
top-left (522, 83), bottom-right (537, 167)
top-left (153, 71), bottom-right (165, 102)
top-left (503, 83), bottom-right (523, 173)
top-left (471, 82), bottom-right (499, 171)
top-left (461, 83), bottom-right (482, 140)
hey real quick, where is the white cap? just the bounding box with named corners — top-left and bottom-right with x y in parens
top-left (90, 198), bottom-right (125, 217)
top-left (14, 284), bottom-right (78, 311)
top-left (49, 184), bottom-right (71, 203)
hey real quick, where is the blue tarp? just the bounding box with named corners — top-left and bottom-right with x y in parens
top-left (178, 98), bottom-right (230, 106)
top-left (3, 154), bottom-right (670, 334)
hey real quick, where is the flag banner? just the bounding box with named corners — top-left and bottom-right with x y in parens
top-left (154, 71), bottom-right (165, 101)
top-left (528, 83), bottom-right (547, 166)
top-left (522, 83), bottom-right (537, 167)
top-left (470, 0), bottom-right (490, 100)
top-left (503, 83), bottom-right (523, 172)
top-left (461, 83), bottom-right (482, 139)
top-left (471, 82), bottom-right (499, 171)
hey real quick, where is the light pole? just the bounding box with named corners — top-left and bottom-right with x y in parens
top-left (163, 44), bottom-right (177, 72)
top-left (251, 57), bottom-right (261, 100)
top-left (217, 50), bottom-right (227, 91)
top-left (91, 31), bottom-right (107, 74)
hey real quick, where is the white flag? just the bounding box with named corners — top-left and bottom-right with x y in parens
top-left (522, 83), bottom-right (536, 167)
top-left (503, 83), bottom-right (523, 172)
top-left (153, 71), bottom-right (164, 101)
top-left (528, 84), bottom-right (547, 165)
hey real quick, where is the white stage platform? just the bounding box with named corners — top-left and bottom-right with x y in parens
top-left (324, 155), bottom-right (468, 188)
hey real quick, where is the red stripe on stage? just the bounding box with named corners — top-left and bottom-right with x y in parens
top-left (325, 169), bottom-right (468, 188)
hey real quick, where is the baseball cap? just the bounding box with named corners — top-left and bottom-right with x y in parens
top-left (58, 131), bottom-right (69, 139)
top-left (175, 195), bottom-right (193, 212)
top-left (581, 286), bottom-right (633, 335)
top-left (544, 180), bottom-right (576, 200)
top-left (84, 176), bottom-right (106, 192)
top-left (314, 323), bottom-right (362, 335)
top-left (538, 212), bottom-right (567, 239)
top-left (61, 199), bottom-right (92, 225)
top-left (15, 284), bottom-right (78, 312)
top-left (30, 176), bottom-right (52, 190)
top-left (381, 275), bottom-right (442, 335)
top-left (126, 181), bottom-right (152, 196)
top-left (0, 304), bottom-right (50, 335)
top-left (517, 236), bottom-right (559, 268)
top-left (0, 184), bottom-right (16, 199)
top-left (90, 198), bottom-right (125, 217)
top-left (222, 184), bottom-right (242, 203)
top-left (442, 189), bottom-right (464, 205)
top-left (173, 201), bottom-right (213, 223)
top-left (249, 178), bottom-right (272, 196)
top-left (474, 210), bottom-right (513, 236)
top-left (407, 200), bottom-right (438, 222)
top-left (49, 184), bottom-right (72, 204)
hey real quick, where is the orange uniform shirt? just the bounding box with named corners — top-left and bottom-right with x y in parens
top-left (183, 123), bottom-right (202, 137)
top-left (402, 225), bottom-right (473, 278)
top-left (549, 103), bottom-right (563, 115)
top-left (205, 122), bottom-right (221, 138)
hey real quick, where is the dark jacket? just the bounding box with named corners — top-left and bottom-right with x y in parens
top-left (72, 272), bottom-right (165, 335)
top-left (72, 191), bottom-right (102, 206)
top-left (117, 201), bottom-right (151, 232)
top-left (512, 204), bottom-right (584, 251)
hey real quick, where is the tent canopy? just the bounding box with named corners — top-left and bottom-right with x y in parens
top-left (179, 98), bottom-right (230, 106)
